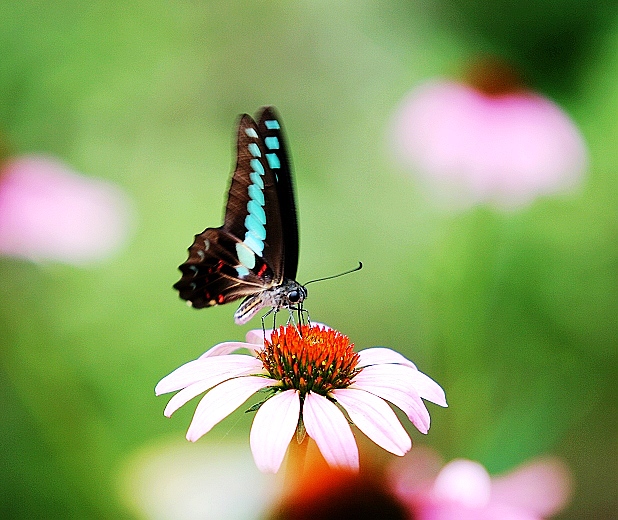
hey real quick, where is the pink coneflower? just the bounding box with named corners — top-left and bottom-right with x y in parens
top-left (390, 448), bottom-right (573, 520)
top-left (391, 65), bottom-right (587, 209)
top-left (156, 324), bottom-right (447, 473)
top-left (0, 155), bottom-right (134, 264)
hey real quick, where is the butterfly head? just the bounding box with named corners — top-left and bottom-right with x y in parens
top-left (284, 283), bottom-right (307, 306)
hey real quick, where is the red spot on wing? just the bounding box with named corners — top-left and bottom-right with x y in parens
top-left (257, 263), bottom-right (268, 277)
top-left (217, 294), bottom-right (225, 304)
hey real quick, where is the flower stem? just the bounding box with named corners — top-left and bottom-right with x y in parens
top-left (285, 433), bottom-right (310, 483)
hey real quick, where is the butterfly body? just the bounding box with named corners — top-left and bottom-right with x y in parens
top-left (174, 107), bottom-right (305, 324)
top-left (234, 279), bottom-right (307, 325)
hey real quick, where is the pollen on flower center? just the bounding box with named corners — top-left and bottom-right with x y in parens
top-left (257, 324), bottom-right (360, 395)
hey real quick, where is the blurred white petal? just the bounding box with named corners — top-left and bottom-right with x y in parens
top-left (491, 457), bottom-right (573, 517)
top-left (390, 449), bottom-right (573, 520)
top-left (122, 441), bottom-right (278, 520)
top-left (432, 459), bottom-right (492, 508)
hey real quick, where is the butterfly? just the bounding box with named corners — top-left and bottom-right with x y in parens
top-left (173, 106), bottom-right (307, 325)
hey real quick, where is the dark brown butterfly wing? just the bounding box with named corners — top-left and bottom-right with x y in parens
top-left (174, 107), bottom-right (298, 311)
top-left (174, 228), bottom-right (275, 308)
top-left (256, 106), bottom-right (299, 280)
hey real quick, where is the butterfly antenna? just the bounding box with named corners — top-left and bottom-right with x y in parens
top-left (303, 262), bottom-right (363, 286)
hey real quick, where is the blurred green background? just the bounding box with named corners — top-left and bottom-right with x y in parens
top-left (0, 1), bottom-right (616, 518)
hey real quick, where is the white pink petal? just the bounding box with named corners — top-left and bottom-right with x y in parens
top-left (332, 388), bottom-right (411, 456)
top-left (357, 347), bottom-right (418, 369)
top-left (155, 355), bottom-right (265, 395)
top-left (164, 379), bottom-right (221, 417)
top-left (303, 392), bottom-right (359, 471)
top-left (358, 363), bottom-right (447, 407)
top-left (406, 370), bottom-right (448, 407)
top-left (250, 389), bottom-right (301, 473)
top-left (245, 328), bottom-right (271, 346)
top-left (200, 341), bottom-right (260, 358)
top-left (350, 374), bottom-right (431, 433)
top-left (186, 376), bottom-right (275, 441)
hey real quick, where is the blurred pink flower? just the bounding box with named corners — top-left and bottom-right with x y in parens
top-left (269, 464), bottom-right (409, 520)
top-left (391, 80), bottom-right (587, 209)
top-left (390, 448), bottom-right (573, 520)
top-left (0, 155), bottom-right (134, 264)
top-left (156, 323), bottom-right (447, 474)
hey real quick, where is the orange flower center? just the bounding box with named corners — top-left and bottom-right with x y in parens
top-left (257, 324), bottom-right (360, 395)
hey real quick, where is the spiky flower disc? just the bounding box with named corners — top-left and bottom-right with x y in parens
top-left (257, 325), bottom-right (360, 395)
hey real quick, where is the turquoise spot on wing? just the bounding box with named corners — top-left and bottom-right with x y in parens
top-left (236, 243), bottom-right (256, 268)
top-left (245, 214), bottom-right (266, 239)
top-left (264, 136), bottom-right (279, 150)
top-left (248, 143), bottom-right (261, 157)
top-left (236, 265), bottom-right (250, 278)
top-left (243, 233), bottom-right (264, 256)
top-left (247, 200), bottom-right (266, 224)
top-left (250, 159), bottom-right (264, 175)
top-left (247, 229), bottom-right (266, 246)
top-left (266, 153), bottom-right (280, 169)
top-left (265, 119), bottom-right (280, 130)
top-left (248, 184), bottom-right (265, 205)
top-left (249, 171), bottom-right (264, 189)
top-left (245, 128), bottom-right (258, 138)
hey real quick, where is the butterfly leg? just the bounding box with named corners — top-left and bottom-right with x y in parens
top-left (260, 307), bottom-right (276, 337)
top-left (302, 306), bottom-right (311, 327)
top-left (284, 307), bottom-right (305, 337)
top-left (260, 314), bottom-right (266, 337)
top-left (290, 304), bottom-right (310, 327)
top-left (285, 308), bottom-right (297, 327)
top-left (296, 304), bottom-right (311, 326)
